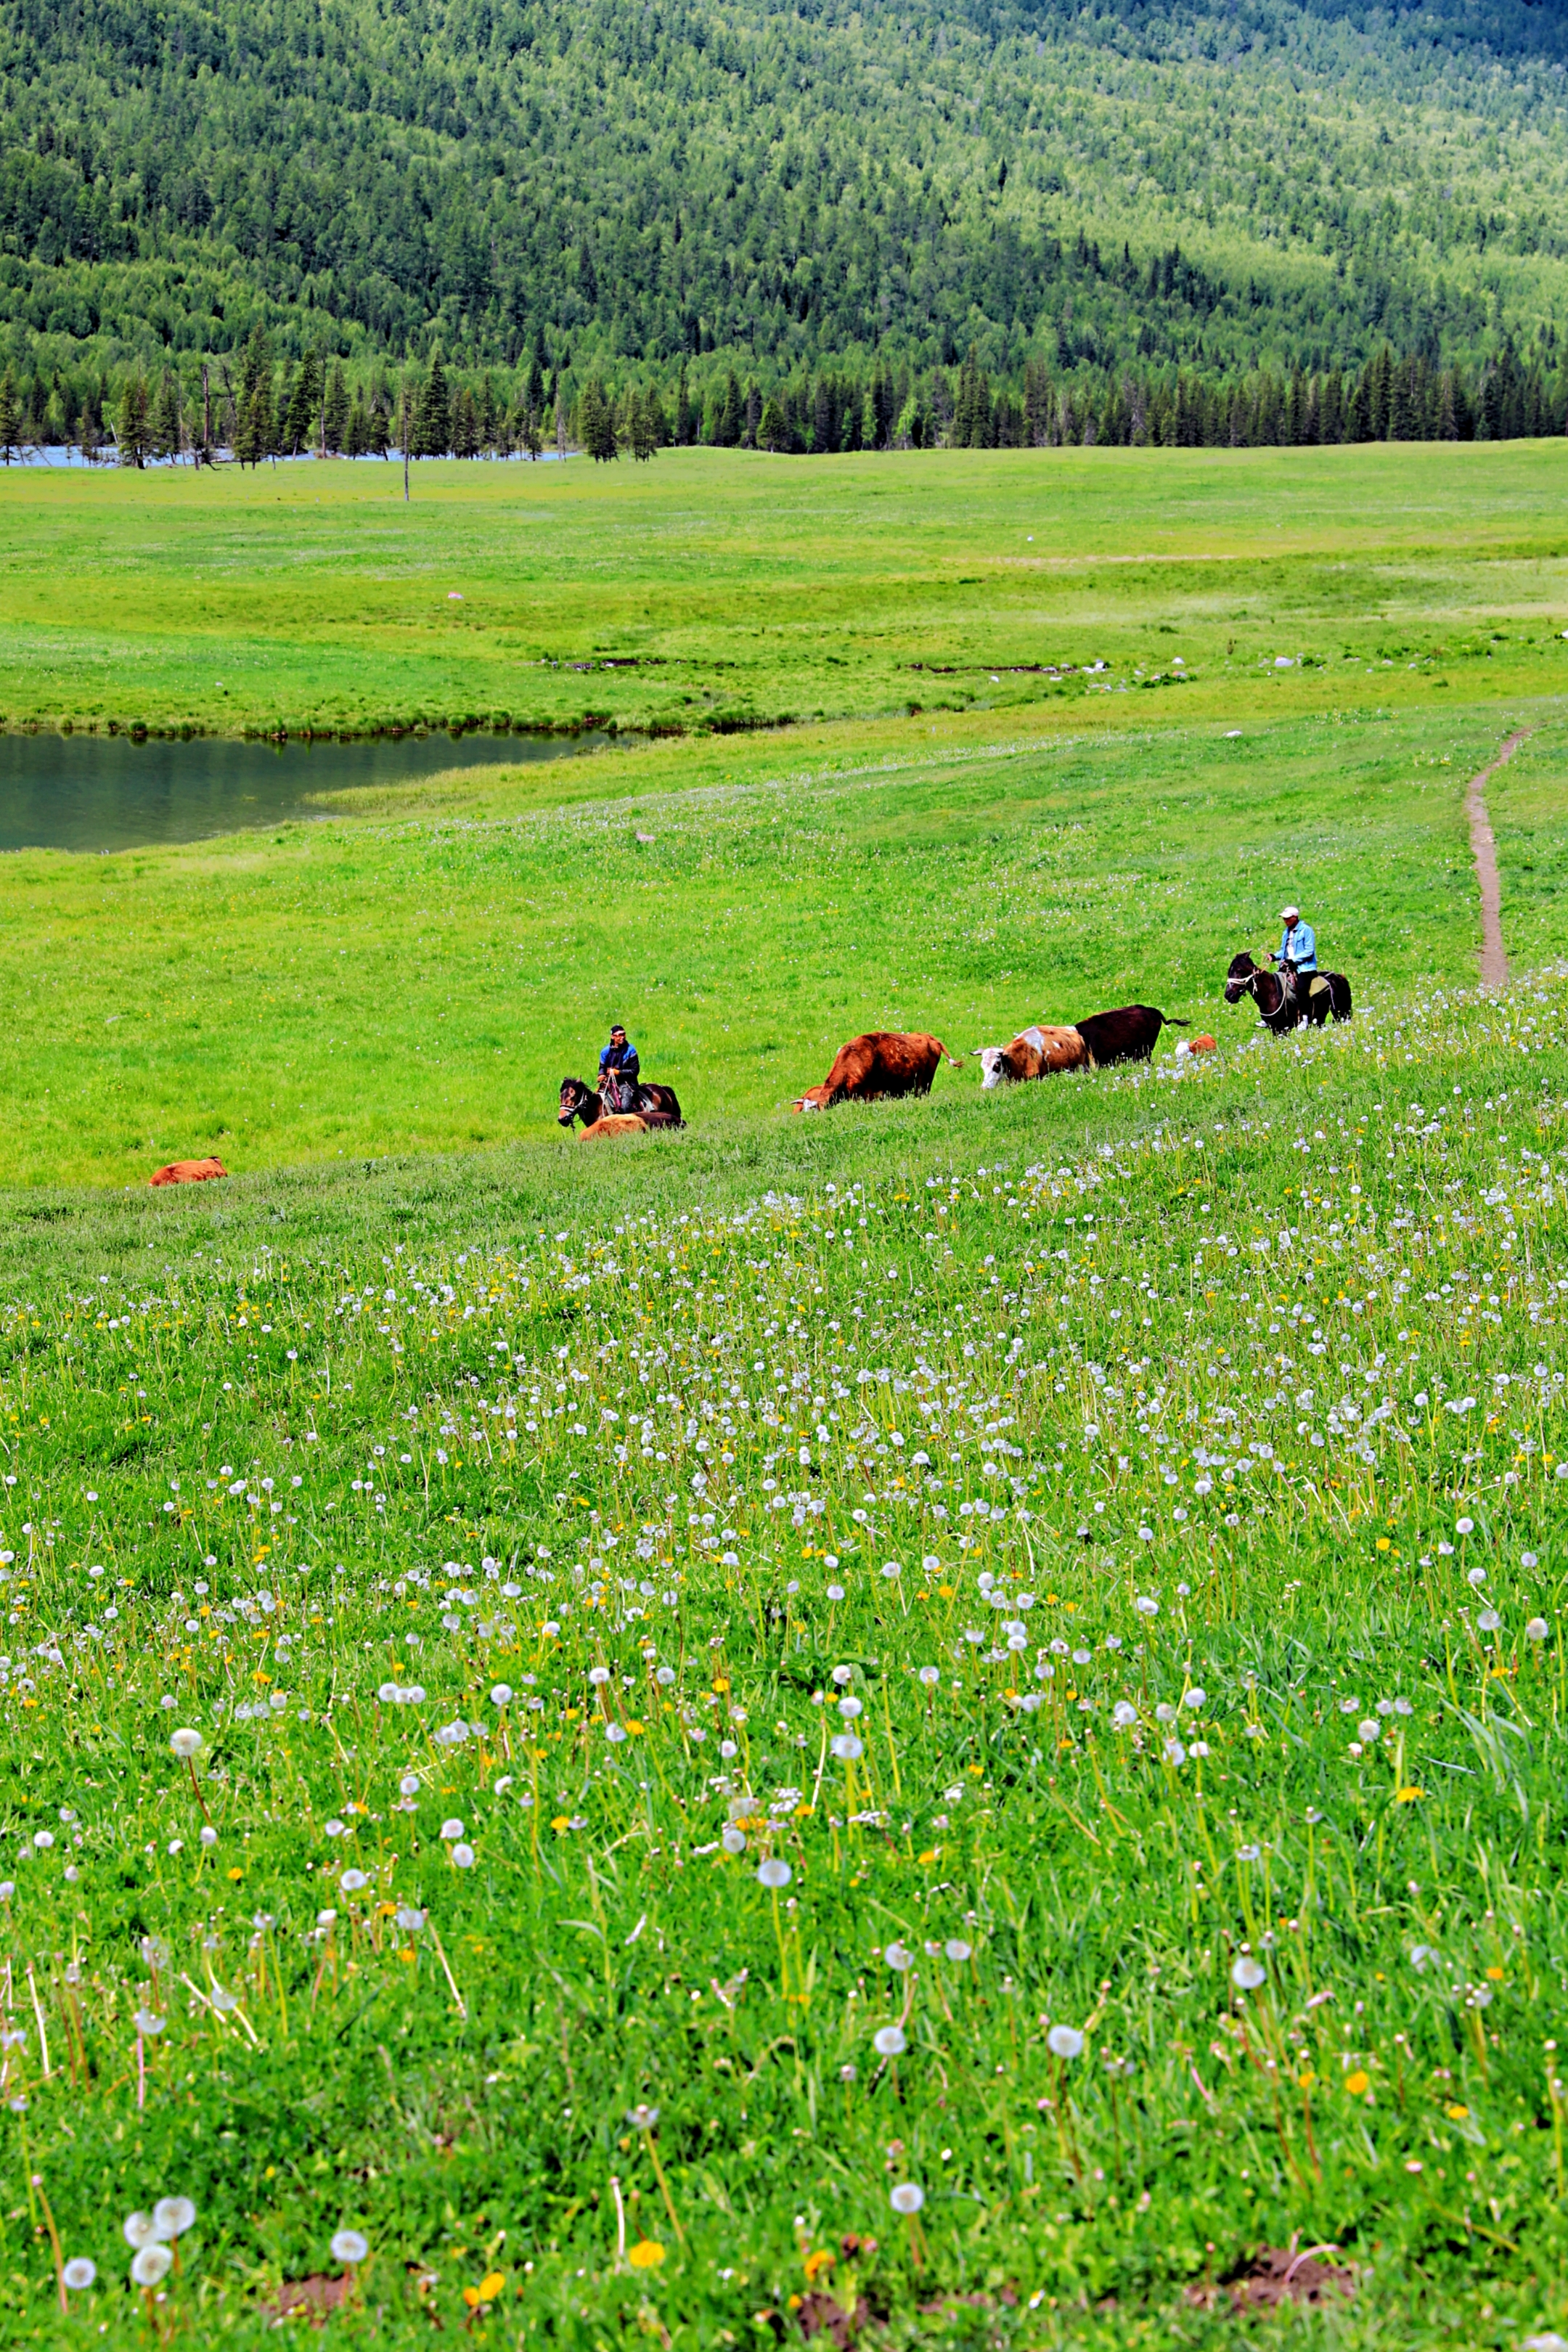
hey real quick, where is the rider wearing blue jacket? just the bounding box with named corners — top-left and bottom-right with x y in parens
top-left (1272, 905), bottom-right (1317, 974)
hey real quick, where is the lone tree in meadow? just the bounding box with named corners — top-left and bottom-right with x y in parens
top-left (117, 372), bottom-right (152, 467)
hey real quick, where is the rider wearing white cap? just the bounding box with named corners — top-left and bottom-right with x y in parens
top-left (1273, 904), bottom-right (1317, 975)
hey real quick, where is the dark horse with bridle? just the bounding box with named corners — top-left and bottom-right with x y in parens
top-left (1224, 952), bottom-right (1352, 1033)
top-left (558, 1076), bottom-right (685, 1130)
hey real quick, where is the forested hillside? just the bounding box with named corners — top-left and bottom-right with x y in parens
top-left (2, 0), bottom-right (1568, 445)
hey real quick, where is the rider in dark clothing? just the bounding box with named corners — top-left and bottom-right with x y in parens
top-left (598, 1025), bottom-right (640, 1113)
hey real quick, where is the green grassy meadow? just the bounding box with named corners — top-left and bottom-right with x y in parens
top-left (4, 443), bottom-right (1568, 742)
top-left (0, 448), bottom-right (1566, 2348)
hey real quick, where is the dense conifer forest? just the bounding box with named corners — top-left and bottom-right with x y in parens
top-left (2, 0), bottom-right (1568, 452)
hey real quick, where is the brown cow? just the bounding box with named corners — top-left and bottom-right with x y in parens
top-left (150, 1157), bottom-right (226, 1188)
top-left (973, 1024), bottom-right (1089, 1090)
top-left (792, 1031), bottom-right (956, 1112)
top-left (1073, 1005), bottom-right (1188, 1068)
top-left (575, 1112), bottom-right (678, 1140)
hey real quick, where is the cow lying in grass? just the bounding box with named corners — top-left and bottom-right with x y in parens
top-left (973, 1024), bottom-right (1089, 1087)
top-left (792, 1031), bottom-right (957, 1111)
top-left (150, 1157), bottom-right (226, 1187)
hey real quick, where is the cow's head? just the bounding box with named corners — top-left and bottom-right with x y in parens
top-left (791, 1085), bottom-right (832, 1114)
top-left (972, 1046), bottom-right (1012, 1090)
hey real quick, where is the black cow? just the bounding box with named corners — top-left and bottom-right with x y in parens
top-left (1073, 1005), bottom-right (1188, 1067)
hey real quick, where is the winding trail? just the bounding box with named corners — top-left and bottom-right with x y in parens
top-left (1464, 729), bottom-right (1529, 992)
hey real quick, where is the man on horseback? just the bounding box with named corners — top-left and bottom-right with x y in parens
top-left (598, 1024), bottom-right (640, 1114)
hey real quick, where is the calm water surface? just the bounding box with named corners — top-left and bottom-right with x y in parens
top-left (0, 729), bottom-right (604, 854)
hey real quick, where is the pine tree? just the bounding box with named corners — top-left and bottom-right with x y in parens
top-left (758, 394), bottom-right (785, 453)
top-left (116, 371), bottom-right (151, 468)
top-left (579, 377), bottom-right (618, 461)
top-left (451, 383), bottom-right (480, 457)
top-left (1438, 369), bottom-right (1459, 440)
top-left (1366, 345), bottom-right (1393, 440)
top-left (285, 354), bottom-right (322, 454)
top-left (237, 327), bottom-right (270, 406)
top-left (719, 370), bottom-right (743, 447)
top-left (0, 367), bottom-right (20, 465)
top-left (675, 364), bottom-right (695, 446)
top-left (415, 355), bottom-right (452, 456)
top-left (150, 369), bottom-right (183, 461)
top-left (343, 398), bottom-right (368, 457)
top-left (629, 386), bottom-right (658, 461)
top-left (744, 380), bottom-right (761, 448)
top-left (324, 363), bottom-right (350, 453)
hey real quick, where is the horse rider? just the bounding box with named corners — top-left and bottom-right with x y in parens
top-left (1271, 904), bottom-right (1317, 1010)
top-left (598, 1023), bottom-right (640, 1114)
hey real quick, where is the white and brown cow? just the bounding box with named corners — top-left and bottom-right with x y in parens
top-left (973, 1024), bottom-right (1089, 1090)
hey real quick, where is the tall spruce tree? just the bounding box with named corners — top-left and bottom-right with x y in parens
top-left (323, 362), bottom-right (350, 453)
top-left (579, 377), bottom-right (618, 461)
top-left (116, 371), bottom-right (151, 467)
top-left (284, 354), bottom-right (323, 454)
top-left (150, 369), bottom-right (182, 461)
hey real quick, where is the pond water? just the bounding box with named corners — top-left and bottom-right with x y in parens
top-left (0, 728), bottom-right (604, 854)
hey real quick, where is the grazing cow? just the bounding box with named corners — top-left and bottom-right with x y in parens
top-left (973, 1024), bottom-right (1090, 1089)
top-left (1073, 1005), bottom-right (1188, 1068)
top-left (792, 1031), bottom-right (956, 1112)
top-left (1173, 1034), bottom-right (1217, 1059)
top-left (150, 1156), bottom-right (226, 1188)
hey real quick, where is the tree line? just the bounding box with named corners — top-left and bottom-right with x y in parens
top-left (0, 330), bottom-right (1561, 469)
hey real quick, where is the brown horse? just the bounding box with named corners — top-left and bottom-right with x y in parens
top-left (1224, 952), bottom-right (1352, 1032)
top-left (558, 1077), bottom-right (684, 1130)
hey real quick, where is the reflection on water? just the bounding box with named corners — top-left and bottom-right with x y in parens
top-left (0, 728), bottom-right (605, 854)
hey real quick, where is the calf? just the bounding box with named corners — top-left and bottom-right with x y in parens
top-left (973, 1024), bottom-right (1088, 1089)
top-left (793, 1030), bottom-right (955, 1112)
top-left (1073, 1005), bottom-right (1188, 1068)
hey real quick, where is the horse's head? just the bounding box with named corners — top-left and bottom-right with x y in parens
top-left (558, 1077), bottom-right (590, 1127)
top-left (1223, 952), bottom-right (1258, 1005)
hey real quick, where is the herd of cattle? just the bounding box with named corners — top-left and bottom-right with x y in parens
top-left (556, 998), bottom-right (1222, 1137)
